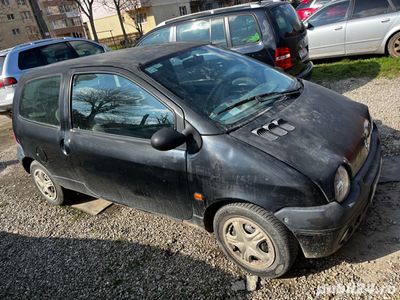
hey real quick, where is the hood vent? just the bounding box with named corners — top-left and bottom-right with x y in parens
top-left (252, 119), bottom-right (295, 141)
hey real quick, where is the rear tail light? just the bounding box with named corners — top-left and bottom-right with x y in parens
top-left (275, 47), bottom-right (293, 70)
top-left (0, 77), bottom-right (17, 89)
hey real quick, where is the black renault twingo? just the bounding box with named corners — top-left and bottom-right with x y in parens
top-left (13, 43), bottom-right (382, 278)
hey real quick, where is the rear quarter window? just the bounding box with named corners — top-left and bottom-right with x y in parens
top-left (0, 56), bottom-right (5, 74)
top-left (271, 4), bottom-right (303, 38)
top-left (19, 76), bottom-right (61, 126)
top-left (228, 14), bottom-right (261, 47)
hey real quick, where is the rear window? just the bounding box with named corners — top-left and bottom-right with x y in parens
top-left (272, 3), bottom-right (304, 38)
top-left (19, 76), bottom-right (61, 126)
top-left (352, 0), bottom-right (392, 18)
top-left (69, 41), bottom-right (104, 57)
top-left (0, 56), bottom-right (5, 74)
top-left (18, 42), bottom-right (78, 70)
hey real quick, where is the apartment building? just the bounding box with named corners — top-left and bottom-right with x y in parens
top-left (0, 0), bottom-right (85, 50)
top-left (89, 0), bottom-right (192, 47)
top-left (37, 0), bottom-right (85, 38)
top-left (0, 0), bottom-right (41, 49)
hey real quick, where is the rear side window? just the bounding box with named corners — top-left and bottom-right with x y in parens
top-left (18, 42), bottom-right (78, 70)
top-left (69, 41), bottom-right (104, 57)
top-left (19, 76), bottom-right (61, 126)
top-left (211, 18), bottom-right (227, 48)
top-left (271, 4), bottom-right (303, 38)
top-left (392, 0), bottom-right (400, 10)
top-left (71, 73), bottom-right (174, 139)
top-left (176, 20), bottom-right (210, 42)
top-left (138, 27), bottom-right (172, 46)
top-left (352, 0), bottom-right (392, 19)
top-left (228, 15), bottom-right (260, 47)
top-left (309, 1), bottom-right (349, 27)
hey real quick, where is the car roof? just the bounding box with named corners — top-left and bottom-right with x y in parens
top-left (155, 0), bottom-right (283, 27)
top-left (1, 37), bottom-right (98, 55)
top-left (21, 42), bottom-right (205, 80)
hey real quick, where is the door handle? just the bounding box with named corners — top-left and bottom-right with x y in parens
top-left (334, 26), bottom-right (343, 31)
top-left (60, 138), bottom-right (70, 156)
top-left (381, 18), bottom-right (391, 23)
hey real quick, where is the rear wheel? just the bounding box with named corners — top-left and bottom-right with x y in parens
top-left (388, 32), bottom-right (400, 58)
top-left (30, 161), bottom-right (71, 206)
top-left (213, 203), bottom-right (298, 278)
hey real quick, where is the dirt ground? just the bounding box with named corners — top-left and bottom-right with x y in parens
top-left (0, 77), bottom-right (399, 299)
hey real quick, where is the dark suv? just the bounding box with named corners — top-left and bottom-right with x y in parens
top-left (136, 1), bottom-right (313, 78)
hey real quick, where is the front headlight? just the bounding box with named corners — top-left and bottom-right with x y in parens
top-left (334, 166), bottom-right (350, 203)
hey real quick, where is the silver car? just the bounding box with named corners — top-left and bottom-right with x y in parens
top-left (305, 0), bottom-right (400, 59)
top-left (0, 37), bottom-right (107, 112)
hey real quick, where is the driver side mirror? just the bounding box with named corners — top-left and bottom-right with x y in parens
top-left (151, 127), bottom-right (187, 151)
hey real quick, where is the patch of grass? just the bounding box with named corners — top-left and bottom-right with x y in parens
top-left (311, 56), bottom-right (400, 81)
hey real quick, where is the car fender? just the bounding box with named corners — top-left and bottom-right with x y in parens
top-left (379, 22), bottom-right (400, 53)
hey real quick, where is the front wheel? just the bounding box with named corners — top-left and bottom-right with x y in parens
top-left (388, 32), bottom-right (400, 58)
top-left (213, 203), bottom-right (298, 278)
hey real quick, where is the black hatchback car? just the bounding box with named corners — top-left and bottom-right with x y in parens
top-left (13, 44), bottom-right (381, 278)
top-left (136, 1), bottom-right (313, 78)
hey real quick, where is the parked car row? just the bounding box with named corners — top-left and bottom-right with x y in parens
top-left (136, 1), bottom-right (314, 79)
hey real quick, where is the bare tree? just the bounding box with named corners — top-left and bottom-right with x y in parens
top-left (125, 0), bottom-right (145, 39)
top-left (102, 0), bottom-right (129, 48)
top-left (72, 0), bottom-right (99, 42)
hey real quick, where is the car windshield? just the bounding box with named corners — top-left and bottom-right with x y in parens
top-left (143, 46), bottom-right (298, 125)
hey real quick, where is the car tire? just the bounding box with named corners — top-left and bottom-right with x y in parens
top-left (388, 32), bottom-right (400, 58)
top-left (30, 161), bottom-right (71, 206)
top-left (213, 203), bottom-right (298, 278)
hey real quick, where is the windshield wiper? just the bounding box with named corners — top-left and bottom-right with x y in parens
top-left (212, 97), bottom-right (261, 116)
top-left (213, 87), bottom-right (302, 117)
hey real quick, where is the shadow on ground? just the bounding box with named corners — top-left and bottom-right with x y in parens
top-left (0, 232), bottom-right (241, 299)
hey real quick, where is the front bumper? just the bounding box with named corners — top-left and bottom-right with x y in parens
top-left (275, 126), bottom-right (382, 258)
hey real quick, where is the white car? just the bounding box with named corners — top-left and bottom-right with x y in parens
top-left (305, 0), bottom-right (400, 59)
top-left (0, 37), bottom-right (107, 112)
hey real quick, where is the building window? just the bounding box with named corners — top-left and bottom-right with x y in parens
top-left (46, 6), bottom-right (59, 15)
top-left (7, 14), bottom-right (14, 20)
top-left (51, 19), bottom-right (67, 29)
top-left (179, 6), bottom-right (187, 16)
top-left (138, 13), bottom-right (147, 23)
top-left (70, 17), bottom-right (81, 26)
top-left (17, 0), bottom-right (26, 5)
top-left (12, 28), bottom-right (21, 35)
top-left (21, 11), bottom-right (32, 19)
top-left (1, 0), bottom-right (10, 5)
top-left (25, 26), bottom-right (37, 35)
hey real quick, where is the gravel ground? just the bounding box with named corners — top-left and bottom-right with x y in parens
top-left (0, 78), bottom-right (399, 299)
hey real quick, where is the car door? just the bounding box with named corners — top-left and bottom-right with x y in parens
top-left (64, 68), bottom-right (192, 219)
top-left (345, 0), bottom-right (396, 54)
top-left (306, 1), bottom-right (351, 59)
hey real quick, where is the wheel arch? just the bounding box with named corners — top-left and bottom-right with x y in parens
top-left (22, 157), bottom-right (34, 173)
top-left (203, 198), bottom-right (281, 233)
top-left (384, 29), bottom-right (400, 54)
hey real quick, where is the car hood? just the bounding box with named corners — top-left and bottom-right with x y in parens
top-left (229, 80), bottom-right (371, 200)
